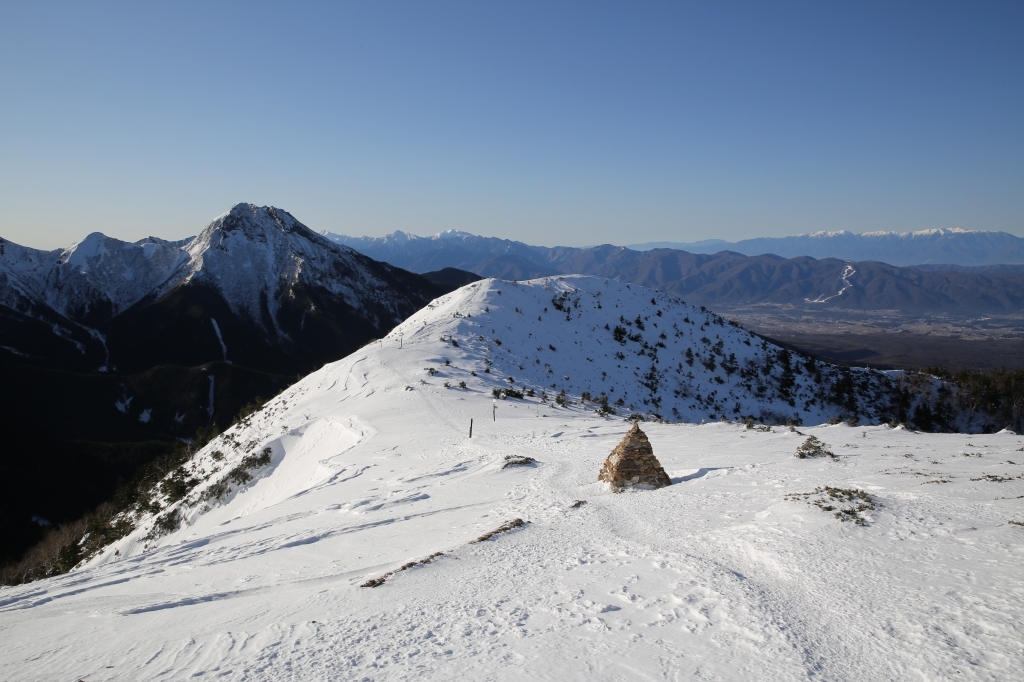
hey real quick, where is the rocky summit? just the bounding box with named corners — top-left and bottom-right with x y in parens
top-left (598, 423), bottom-right (672, 491)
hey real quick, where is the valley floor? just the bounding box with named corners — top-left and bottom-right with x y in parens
top-left (720, 305), bottom-right (1024, 371)
top-left (1, 351), bottom-right (1022, 680)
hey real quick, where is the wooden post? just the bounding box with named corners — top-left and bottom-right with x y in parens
top-left (469, 418), bottom-right (473, 438)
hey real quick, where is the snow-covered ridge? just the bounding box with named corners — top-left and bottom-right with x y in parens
top-left (324, 228), bottom-right (548, 267)
top-left (323, 229), bottom-right (495, 245)
top-left (803, 227), bottom-right (975, 239)
top-left (0, 232), bottom-right (192, 322)
top-left (390, 275), bottom-right (897, 426)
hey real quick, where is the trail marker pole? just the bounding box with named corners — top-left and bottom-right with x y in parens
top-left (469, 419), bottom-right (473, 438)
top-left (493, 399), bottom-right (497, 421)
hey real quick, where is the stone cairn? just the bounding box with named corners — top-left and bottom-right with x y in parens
top-left (598, 423), bottom-right (672, 491)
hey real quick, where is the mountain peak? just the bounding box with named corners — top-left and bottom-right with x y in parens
top-left (209, 204), bottom-right (316, 241)
top-left (432, 229), bottom-right (478, 240)
top-left (61, 232), bottom-right (114, 266)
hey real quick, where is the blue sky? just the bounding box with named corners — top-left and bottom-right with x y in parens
top-left (1, 1), bottom-right (1021, 249)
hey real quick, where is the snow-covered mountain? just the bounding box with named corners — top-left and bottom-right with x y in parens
top-left (327, 229), bottom-right (551, 276)
top-left (0, 203), bottom-right (442, 374)
top-left (170, 205), bottom-right (423, 331)
top-left (2, 276), bottom-right (1020, 680)
top-left (628, 227), bottom-right (1024, 266)
top-left (0, 232), bottom-right (190, 324)
top-left (1, 204), bottom-right (434, 330)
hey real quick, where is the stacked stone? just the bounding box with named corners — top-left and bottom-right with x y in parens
top-left (598, 423), bottom-right (672, 491)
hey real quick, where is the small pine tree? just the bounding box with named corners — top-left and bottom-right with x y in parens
top-left (795, 436), bottom-right (836, 460)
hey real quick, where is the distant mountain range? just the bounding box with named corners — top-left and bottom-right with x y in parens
top-left (0, 204), bottom-right (442, 565)
top-left (326, 230), bottom-right (1024, 315)
top-left (625, 228), bottom-right (1024, 266)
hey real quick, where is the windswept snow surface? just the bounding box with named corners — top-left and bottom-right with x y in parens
top-left (1, 277), bottom-right (1022, 681)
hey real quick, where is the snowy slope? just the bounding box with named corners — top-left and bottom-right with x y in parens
top-left (1, 276), bottom-right (1021, 681)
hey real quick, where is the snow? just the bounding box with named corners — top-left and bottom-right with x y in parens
top-left (138, 409), bottom-right (152, 423)
top-left (50, 322), bottom-right (86, 354)
top-left (0, 232), bottom-right (189, 322)
top-left (63, 232), bottom-right (111, 267)
top-left (808, 228), bottom-right (975, 239)
top-left (87, 327), bottom-right (110, 371)
top-left (114, 395), bottom-right (132, 414)
top-left (1, 277), bottom-right (1022, 681)
top-left (211, 318), bottom-right (228, 362)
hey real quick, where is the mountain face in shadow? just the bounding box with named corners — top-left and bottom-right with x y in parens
top-left (420, 267), bottom-right (484, 294)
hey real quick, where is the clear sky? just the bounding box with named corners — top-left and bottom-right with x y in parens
top-left (1, 1), bottom-right (1022, 249)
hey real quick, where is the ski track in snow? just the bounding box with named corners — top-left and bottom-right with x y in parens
top-left (1, 276), bottom-right (1022, 681)
top-left (806, 265), bottom-right (856, 304)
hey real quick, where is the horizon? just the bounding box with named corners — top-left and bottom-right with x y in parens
top-left (1, 206), bottom-right (1001, 253)
top-left (2, 2), bottom-right (1022, 249)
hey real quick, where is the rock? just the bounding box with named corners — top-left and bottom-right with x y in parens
top-left (598, 423), bottom-right (672, 491)
top-left (502, 455), bottom-right (536, 469)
